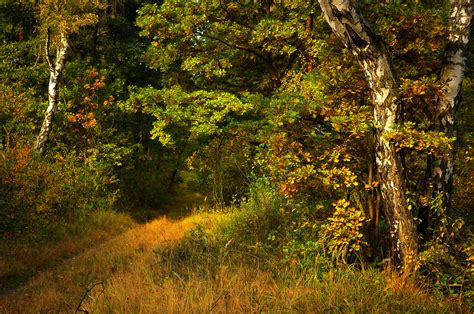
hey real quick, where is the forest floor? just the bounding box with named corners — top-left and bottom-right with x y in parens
top-left (0, 195), bottom-right (469, 313)
top-left (0, 192), bottom-right (205, 313)
top-left (0, 212), bottom-right (198, 313)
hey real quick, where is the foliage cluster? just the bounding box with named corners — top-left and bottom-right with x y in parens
top-left (0, 0), bottom-right (172, 235)
top-left (0, 0), bottom-right (472, 305)
top-left (0, 146), bottom-right (117, 238)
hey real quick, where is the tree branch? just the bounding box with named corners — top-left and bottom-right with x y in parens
top-left (217, 0), bottom-right (256, 31)
top-left (198, 32), bottom-right (267, 63)
top-left (45, 27), bottom-right (53, 72)
top-left (75, 281), bottom-right (105, 313)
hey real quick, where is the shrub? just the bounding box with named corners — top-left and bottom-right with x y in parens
top-left (319, 199), bottom-right (367, 264)
top-left (0, 146), bottom-right (117, 238)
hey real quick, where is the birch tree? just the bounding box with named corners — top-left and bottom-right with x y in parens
top-left (317, 0), bottom-right (418, 273)
top-left (34, 0), bottom-right (106, 154)
top-left (317, 0), bottom-right (472, 272)
top-left (34, 29), bottom-right (69, 154)
top-left (427, 0), bottom-right (473, 211)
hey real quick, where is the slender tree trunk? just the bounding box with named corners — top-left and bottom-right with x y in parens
top-left (426, 0), bottom-right (473, 211)
top-left (317, 0), bottom-right (418, 272)
top-left (34, 30), bottom-right (69, 155)
top-left (92, 24), bottom-right (99, 55)
top-left (305, 0), bottom-right (314, 72)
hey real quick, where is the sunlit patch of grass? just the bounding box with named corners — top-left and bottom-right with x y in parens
top-left (84, 255), bottom-right (464, 313)
top-left (0, 211), bottom-right (468, 313)
top-left (0, 210), bottom-right (135, 292)
top-left (0, 214), bottom-right (196, 312)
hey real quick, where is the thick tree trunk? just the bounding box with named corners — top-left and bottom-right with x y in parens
top-left (427, 0), bottom-right (473, 211)
top-left (318, 0), bottom-right (418, 272)
top-left (35, 31), bottom-right (69, 155)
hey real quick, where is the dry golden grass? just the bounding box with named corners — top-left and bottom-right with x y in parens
top-left (0, 213), bottom-right (197, 313)
top-left (0, 211), bottom-right (135, 293)
top-left (0, 211), bottom-right (466, 313)
top-left (83, 262), bottom-right (461, 313)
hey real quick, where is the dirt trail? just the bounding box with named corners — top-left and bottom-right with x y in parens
top-left (0, 215), bottom-right (197, 313)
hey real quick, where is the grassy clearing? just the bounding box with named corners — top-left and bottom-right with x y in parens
top-left (0, 210), bottom-right (467, 313)
top-left (0, 214), bottom-right (197, 313)
top-left (0, 210), bottom-right (135, 293)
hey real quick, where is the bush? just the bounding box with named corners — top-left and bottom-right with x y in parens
top-left (0, 146), bottom-right (117, 238)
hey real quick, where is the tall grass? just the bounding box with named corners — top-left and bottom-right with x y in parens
top-left (81, 210), bottom-right (465, 313)
top-left (0, 209), bottom-right (468, 313)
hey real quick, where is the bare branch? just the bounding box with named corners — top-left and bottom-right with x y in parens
top-left (75, 281), bottom-right (105, 314)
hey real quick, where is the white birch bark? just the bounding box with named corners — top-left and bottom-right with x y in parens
top-left (34, 30), bottom-right (69, 154)
top-left (317, 0), bottom-right (418, 272)
top-left (428, 0), bottom-right (473, 209)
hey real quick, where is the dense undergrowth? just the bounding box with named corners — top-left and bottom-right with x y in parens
top-left (0, 146), bottom-right (138, 292)
top-left (1, 171), bottom-right (471, 312)
top-left (79, 181), bottom-right (474, 311)
top-left (0, 146), bottom-right (472, 310)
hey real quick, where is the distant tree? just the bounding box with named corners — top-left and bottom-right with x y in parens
top-left (34, 0), bottom-right (106, 154)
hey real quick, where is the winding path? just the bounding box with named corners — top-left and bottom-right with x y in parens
top-left (0, 215), bottom-right (196, 313)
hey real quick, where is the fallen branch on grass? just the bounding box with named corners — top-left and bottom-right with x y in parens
top-left (75, 281), bottom-right (105, 314)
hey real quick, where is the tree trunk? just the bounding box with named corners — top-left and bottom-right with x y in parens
top-left (305, 0), bottom-right (315, 73)
top-left (34, 31), bottom-right (69, 155)
top-left (317, 0), bottom-right (418, 272)
top-left (427, 0), bottom-right (473, 211)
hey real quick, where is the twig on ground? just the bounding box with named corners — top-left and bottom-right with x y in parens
top-left (75, 281), bottom-right (105, 314)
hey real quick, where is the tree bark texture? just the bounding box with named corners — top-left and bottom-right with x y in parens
top-left (428, 0), bottom-right (473, 210)
top-left (317, 0), bottom-right (418, 272)
top-left (34, 31), bottom-right (69, 155)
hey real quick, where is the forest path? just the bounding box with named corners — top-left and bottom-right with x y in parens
top-left (0, 213), bottom-right (199, 313)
